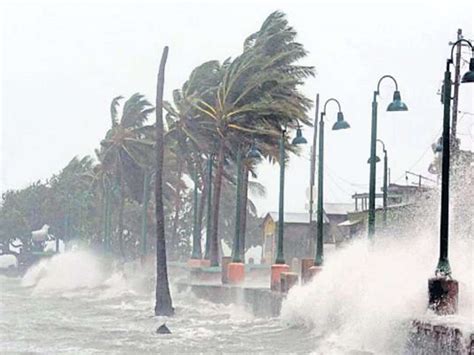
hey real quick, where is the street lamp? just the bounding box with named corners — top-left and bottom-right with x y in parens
top-left (271, 124), bottom-right (307, 291)
top-left (428, 38), bottom-right (474, 315)
top-left (368, 75), bottom-right (408, 240)
top-left (276, 124), bottom-right (307, 264)
top-left (314, 98), bottom-right (350, 268)
top-left (367, 139), bottom-right (388, 226)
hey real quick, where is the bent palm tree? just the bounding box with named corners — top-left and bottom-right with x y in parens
top-left (99, 93), bottom-right (155, 258)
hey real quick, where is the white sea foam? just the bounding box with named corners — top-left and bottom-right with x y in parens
top-left (281, 232), bottom-right (473, 354)
top-left (22, 250), bottom-right (110, 292)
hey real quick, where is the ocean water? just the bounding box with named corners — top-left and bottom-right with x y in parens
top-left (0, 231), bottom-right (472, 354)
top-left (0, 251), bottom-right (313, 354)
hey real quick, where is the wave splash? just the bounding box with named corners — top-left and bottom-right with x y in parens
top-left (21, 250), bottom-right (128, 294)
top-left (281, 233), bottom-right (473, 354)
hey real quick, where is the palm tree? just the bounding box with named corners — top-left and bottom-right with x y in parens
top-left (191, 11), bottom-right (314, 266)
top-left (163, 61), bottom-right (223, 260)
top-left (154, 46), bottom-right (174, 317)
top-left (99, 93), bottom-right (155, 258)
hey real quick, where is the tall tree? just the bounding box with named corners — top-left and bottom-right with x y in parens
top-left (99, 93), bottom-right (155, 257)
top-left (154, 46), bottom-right (174, 316)
top-left (192, 11), bottom-right (314, 266)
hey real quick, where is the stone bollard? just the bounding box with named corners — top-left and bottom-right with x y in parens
top-left (200, 259), bottom-right (211, 268)
top-left (271, 264), bottom-right (290, 291)
top-left (228, 262), bottom-right (245, 284)
top-left (280, 272), bottom-right (299, 293)
top-left (301, 258), bottom-right (315, 284)
top-left (187, 258), bottom-right (202, 268)
top-left (221, 256), bottom-right (232, 284)
top-left (428, 277), bottom-right (458, 315)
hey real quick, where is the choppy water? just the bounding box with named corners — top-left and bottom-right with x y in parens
top-left (1, 229), bottom-right (472, 354)
top-left (0, 251), bottom-right (314, 354)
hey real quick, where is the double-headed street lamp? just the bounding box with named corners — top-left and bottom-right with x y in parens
top-left (368, 76), bottom-right (408, 239)
top-left (314, 98), bottom-right (350, 267)
top-left (275, 125), bottom-right (307, 264)
top-left (428, 38), bottom-right (474, 315)
top-left (270, 124), bottom-right (307, 290)
top-left (367, 139), bottom-right (388, 226)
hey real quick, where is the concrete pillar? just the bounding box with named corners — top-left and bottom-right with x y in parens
top-left (271, 264), bottom-right (289, 291)
top-left (221, 256), bottom-right (232, 284)
top-left (428, 277), bottom-right (458, 315)
top-left (228, 262), bottom-right (245, 284)
top-left (301, 258), bottom-right (314, 284)
top-left (280, 272), bottom-right (299, 293)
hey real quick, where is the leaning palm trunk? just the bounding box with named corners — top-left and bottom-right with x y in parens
top-left (239, 166), bottom-right (249, 258)
top-left (196, 171), bottom-right (207, 255)
top-left (154, 46), bottom-right (174, 316)
top-left (210, 139), bottom-right (225, 266)
top-left (117, 177), bottom-right (126, 258)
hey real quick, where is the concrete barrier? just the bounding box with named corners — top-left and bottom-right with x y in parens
top-left (176, 281), bottom-right (283, 317)
top-left (408, 320), bottom-right (473, 354)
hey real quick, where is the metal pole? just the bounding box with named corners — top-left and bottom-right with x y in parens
top-left (232, 146), bottom-right (243, 263)
top-left (436, 62), bottom-right (452, 276)
top-left (383, 150), bottom-right (388, 226)
top-left (368, 91), bottom-right (378, 239)
top-left (191, 166), bottom-right (202, 259)
top-left (204, 155), bottom-right (213, 260)
top-left (315, 114), bottom-right (325, 266)
top-left (309, 94), bottom-right (320, 254)
top-left (141, 172), bottom-right (150, 258)
top-left (275, 130), bottom-right (286, 264)
top-left (451, 29), bottom-right (462, 146)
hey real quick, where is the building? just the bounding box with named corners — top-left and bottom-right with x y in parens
top-left (261, 203), bottom-right (353, 264)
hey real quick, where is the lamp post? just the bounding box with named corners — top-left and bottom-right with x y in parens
top-left (428, 39), bottom-right (474, 315)
top-left (313, 98), bottom-right (350, 268)
top-left (380, 140), bottom-right (388, 226)
top-left (368, 75), bottom-right (408, 240)
top-left (271, 125), bottom-right (307, 291)
top-left (367, 139), bottom-right (388, 226)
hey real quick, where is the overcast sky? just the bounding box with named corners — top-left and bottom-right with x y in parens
top-left (1, 0), bottom-right (473, 215)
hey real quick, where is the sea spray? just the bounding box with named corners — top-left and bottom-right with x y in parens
top-left (21, 250), bottom-right (107, 292)
top-left (280, 233), bottom-right (473, 354)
